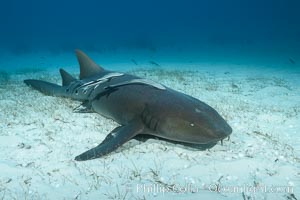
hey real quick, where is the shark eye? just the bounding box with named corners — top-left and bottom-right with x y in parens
top-left (75, 90), bottom-right (78, 95)
top-left (66, 88), bottom-right (69, 92)
top-left (195, 108), bottom-right (202, 113)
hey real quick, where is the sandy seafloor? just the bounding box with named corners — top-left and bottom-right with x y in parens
top-left (0, 51), bottom-right (299, 200)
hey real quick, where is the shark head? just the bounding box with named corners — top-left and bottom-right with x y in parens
top-left (158, 98), bottom-right (232, 144)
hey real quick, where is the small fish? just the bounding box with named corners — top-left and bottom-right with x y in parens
top-left (131, 59), bottom-right (138, 65)
top-left (105, 78), bottom-right (166, 90)
top-left (289, 58), bottom-right (296, 65)
top-left (149, 61), bottom-right (160, 67)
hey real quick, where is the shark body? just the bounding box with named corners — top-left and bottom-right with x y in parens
top-left (24, 50), bottom-right (232, 161)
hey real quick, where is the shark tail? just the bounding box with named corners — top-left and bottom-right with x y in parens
top-left (24, 68), bottom-right (77, 97)
top-left (24, 79), bottom-right (66, 97)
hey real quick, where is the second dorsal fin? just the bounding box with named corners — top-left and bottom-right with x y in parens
top-left (75, 49), bottom-right (104, 79)
top-left (59, 68), bottom-right (76, 86)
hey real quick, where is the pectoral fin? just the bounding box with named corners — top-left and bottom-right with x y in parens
top-left (75, 120), bottom-right (144, 161)
top-left (73, 101), bottom-right (93, 113)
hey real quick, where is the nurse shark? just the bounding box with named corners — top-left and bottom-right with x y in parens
top-left (24, 50), bottom-right (232, 161)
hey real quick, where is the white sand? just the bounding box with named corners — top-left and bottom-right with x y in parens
top-left (0, 52), bottom-right (299, 199)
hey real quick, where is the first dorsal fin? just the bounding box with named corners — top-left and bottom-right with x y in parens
top-left (75, 49), bottom-right (104, 79)
top-left (59, 68), bottom-right (76, 86)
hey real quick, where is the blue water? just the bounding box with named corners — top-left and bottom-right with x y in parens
top-left (0, 0), bottom-right (299, 60)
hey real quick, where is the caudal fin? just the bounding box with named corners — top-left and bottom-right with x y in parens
top-left (24, 79), bottom-right (66, 97)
